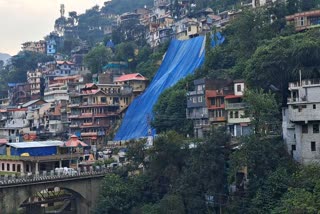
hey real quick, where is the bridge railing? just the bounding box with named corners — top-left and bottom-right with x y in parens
top-left (0, 166), bottom-right (113, 186)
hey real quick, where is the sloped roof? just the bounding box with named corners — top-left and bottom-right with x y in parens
top-left (114, 73), bottom-right (147, 82)
top-left (22, 99), bottom-right (46, 108)
top-left (64, 135), bottom-right (88, 147)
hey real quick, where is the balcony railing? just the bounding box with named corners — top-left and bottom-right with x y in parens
top-left (225, 103), bottom-right (246, 110)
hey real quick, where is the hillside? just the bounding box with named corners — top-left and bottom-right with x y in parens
top-left (102, 0), bottom-right (153, 14)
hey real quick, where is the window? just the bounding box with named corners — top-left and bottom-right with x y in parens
top-left (237, 84), bottom-right (242, 92)
top-left (313, 104), bottom-right (317, 109)
top-left (193, 97), bottom-right (197, 103)
top-left (7, 164), bottom-right (10, 171)
top-left (291, 145), bottom-right (296, 151)
top-left (302, 124), bottom-right (308, 133)
top-left (311, 141), bottom-right (316, 151)
top-left (198, 96), bottom-right (202, 102)
top-left (211, 99), bottom-right (215, 105)
top-left (1, 163), bottom-right (4, 170)
top-left (12, 164), bottom-right (15, 172)
top-left (235, 111), bottom-right (239, 118)
top-left (101, 97), bottom-right (106, 103)
top-left (188, 26), bottom-right (191, 31)
top-left (230, 111), bottom-right (233, 118)
top-left (17, 164), bottom-right (21, 172)
top-left (300, 17), bottom-right (304, 26)
top-left (221, 98), bottom-right (224, 105)
top-left (313, 124), bottom-right (319, 133)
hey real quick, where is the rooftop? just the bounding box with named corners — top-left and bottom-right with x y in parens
top-left (7, 141), bottom-right (64, 148)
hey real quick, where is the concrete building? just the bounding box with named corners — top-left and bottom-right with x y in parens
top-left (27, 70), bottom-right (42, 96)
top-left (0, 140), bottom-right (85, 176)
top-left (21, 41), bottom-right (46, 53)
top-left (283, 79), bottom-right (320, 164)
top-left (286, 10), bottom-right (320, 32)
top-left (225, 80), bottom-right (251, 137)
top-left (186, 78), bottom-right (232, 138)
top-left (114, 73), bottom-right (148, 98)
top-left (69, 84), bottom-right (120, 149)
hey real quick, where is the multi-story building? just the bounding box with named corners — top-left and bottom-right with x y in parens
top-left (69, 84), bottom-right (120, 150)
top-left (21, 40), bottom-right (46, 53)
top-left (225, 80), bottom-right (251, 137)
top-left (186, 78), bottom-right (232, 138)
top-left (283, 79), bottom-right (320, 164)
top-left (286, 10), bottom-right (320, 32)
top-left (114, 73), bottom-right (148, 98)
top-left (27, 70), bottom-right (42, 96)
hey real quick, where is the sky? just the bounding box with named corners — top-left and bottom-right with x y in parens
top-left (0, 0), bottom-right (107, 55)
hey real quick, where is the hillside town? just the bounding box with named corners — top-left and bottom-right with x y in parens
top-left (2, 0), bottom-right (320, 213)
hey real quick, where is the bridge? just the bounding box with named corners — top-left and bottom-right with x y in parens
top-left (0, 170), bottom-right (109, 214)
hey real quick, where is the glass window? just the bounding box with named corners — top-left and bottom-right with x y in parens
top-left (237, 84), bottom-right (242, 92)
top-left (291, 145), bottom-right (296, 151)
top-left (211, 99), bottom-right (215, 105)
top-left (302, 124), bottom-right (308, 133)
top-left (101, 97), bottom-right (106, 103)
top-left (313, 124), bottom-right (319, 133)
top-left (198, 96), bottom-right (202, 102)
top-left (311, 141), bottom-right (316, 151)
top-left (313, 104), bottom-right (316, 109)
top-left (235, 111), bottom-right (239, 118)
top-left (230, 111), bottom-right (233, 118)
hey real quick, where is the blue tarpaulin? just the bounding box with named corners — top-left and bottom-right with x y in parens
top-left (10, 146), bottom-right (57, 156)
top-left (114, 36), bottom-right (206, 140)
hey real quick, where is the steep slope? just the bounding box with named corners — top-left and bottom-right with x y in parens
top-left (114, 36), bottom-right (206, 140)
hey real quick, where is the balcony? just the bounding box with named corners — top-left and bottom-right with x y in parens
top-left (68, 115), bottom-right (79, 119)
top-left (225, 103), bottom-right (246, 110)
top-left (69, 124), bottom-right (79, 128)
top-left (186, 112), bottom-right (208, 119)
top-left (187, 90), bottom-right (204, 96)
top-left (69, 103), bottom-right (80, 108)
top-left (209, 116), bottom-right (226, 122)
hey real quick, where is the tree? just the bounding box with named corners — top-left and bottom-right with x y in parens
top-left (177, 127), bottom-right (229, 213)
top-left (243, 89), bottom-right (280, 136)
top-left (84, 45), bottom-right (113, 74)
top-left (152, 76), bottom-right (194, 136)
top-left (95, 174), bottom-right (142, 214)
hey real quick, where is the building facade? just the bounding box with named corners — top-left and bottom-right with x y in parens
top-left (283, 79), bottom-right (320, 164)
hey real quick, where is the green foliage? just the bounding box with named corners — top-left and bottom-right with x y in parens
top-left (84, 44), bottom-right (113, 74)
top-left (152, 76), bottom-right (194, 136)
top-left (101, 0), bottom-right (153, 15)
top-left (0, 51), bottom-right (53, 89)
top-left (243, 89), bottom-right (280, 136)
top-left (95, 174), bottom-right (142, 214)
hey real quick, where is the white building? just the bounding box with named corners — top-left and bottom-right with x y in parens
top-left (283, 79), bottom-right (320, 164)
top-left (225, 80), bottom-right (251, 137)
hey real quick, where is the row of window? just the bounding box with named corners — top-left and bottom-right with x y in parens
top-left (292, 141), bottom-right (317, 152)
top-left (1, 163), bottom-right (21, 172)
top-left (302, 124), bottom-right (319, 134)
top-left (230, 111), bottom-right (242, 119)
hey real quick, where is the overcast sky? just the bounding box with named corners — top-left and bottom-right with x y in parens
top-left (0, 0), bottom-right (106, 55)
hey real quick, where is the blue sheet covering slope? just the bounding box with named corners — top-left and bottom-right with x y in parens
top-left (114, 36), bottom-right (206, 140)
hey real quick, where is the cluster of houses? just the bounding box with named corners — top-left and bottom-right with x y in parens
top-left (186, 79), bottom-right (251, 139)
top-left (2, 0), bottom-right (320, 178)
top-left (0, 57), bottom-right (148, 149)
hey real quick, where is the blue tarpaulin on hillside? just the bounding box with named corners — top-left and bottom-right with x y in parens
top-left (114, 36), bottom-right (206, 141)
